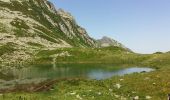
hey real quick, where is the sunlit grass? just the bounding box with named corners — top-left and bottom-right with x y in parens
top-left (0, 48), bottom-right (170, 100)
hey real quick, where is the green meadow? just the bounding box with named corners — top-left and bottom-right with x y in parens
top-left (1, 47), bottom-right (170, 100)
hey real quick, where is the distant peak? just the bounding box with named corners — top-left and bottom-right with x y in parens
top-left (97, 36), bottom-right (131, 51)
top-left (102, 36), bottom-right (110, 39)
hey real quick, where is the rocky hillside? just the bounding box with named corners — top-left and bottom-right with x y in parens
top-left (0, 0), bottom-right (131, 68)
top-left (0, 0), bottom-right (96, 66)
top-left (97, 36), bottom-right (131, 51)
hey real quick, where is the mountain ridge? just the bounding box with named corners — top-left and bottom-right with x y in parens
top-left (0, 0), bottom-right (130, 67)
top-left (0, 0), bottom-right (96, 48)
top-left (0, 0), bottom-right (97, 66)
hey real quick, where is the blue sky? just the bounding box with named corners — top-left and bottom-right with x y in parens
top-left (49, 0), bottom-right (170, 54)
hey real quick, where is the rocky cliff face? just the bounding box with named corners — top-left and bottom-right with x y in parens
top-left (0, 0), bottom-right (96, 66)
top-left (0, 0), bottom-right (96, 48)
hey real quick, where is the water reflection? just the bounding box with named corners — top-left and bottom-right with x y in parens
top-left (0, 63), bottom-right (154, 89)
top-left (88, 68), bottom-right (154, 80)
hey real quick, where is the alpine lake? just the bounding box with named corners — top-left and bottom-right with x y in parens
top-left (0, 63), bottom-right (154, 91)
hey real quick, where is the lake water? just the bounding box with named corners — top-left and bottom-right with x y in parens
top-left (0, 64), bottom-right (154, 89)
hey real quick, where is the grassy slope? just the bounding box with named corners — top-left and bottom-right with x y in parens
top-left (1, 47), bottom-right (170, 100)
top-left (35, 47), bottom-right (151, 65)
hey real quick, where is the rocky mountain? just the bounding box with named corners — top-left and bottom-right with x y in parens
top-left (0, 0), bottom-right (131, 68)
top-left (97, 36), bottom-right (130, 51)
top-left (0, 0), bottom-right (97, 66)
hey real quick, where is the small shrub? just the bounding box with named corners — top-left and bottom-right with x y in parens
top-left (10, 18), bottom-right (29, 29)
top-left (0, 43), bottom-right (16, 56)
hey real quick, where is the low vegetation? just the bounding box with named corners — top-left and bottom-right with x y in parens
top-left (0, 43), bottom-right (16, 56)
top-left (0, 47), bottom-right (170, 100)
top-left (35, 47), bottom-right (151, 65)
